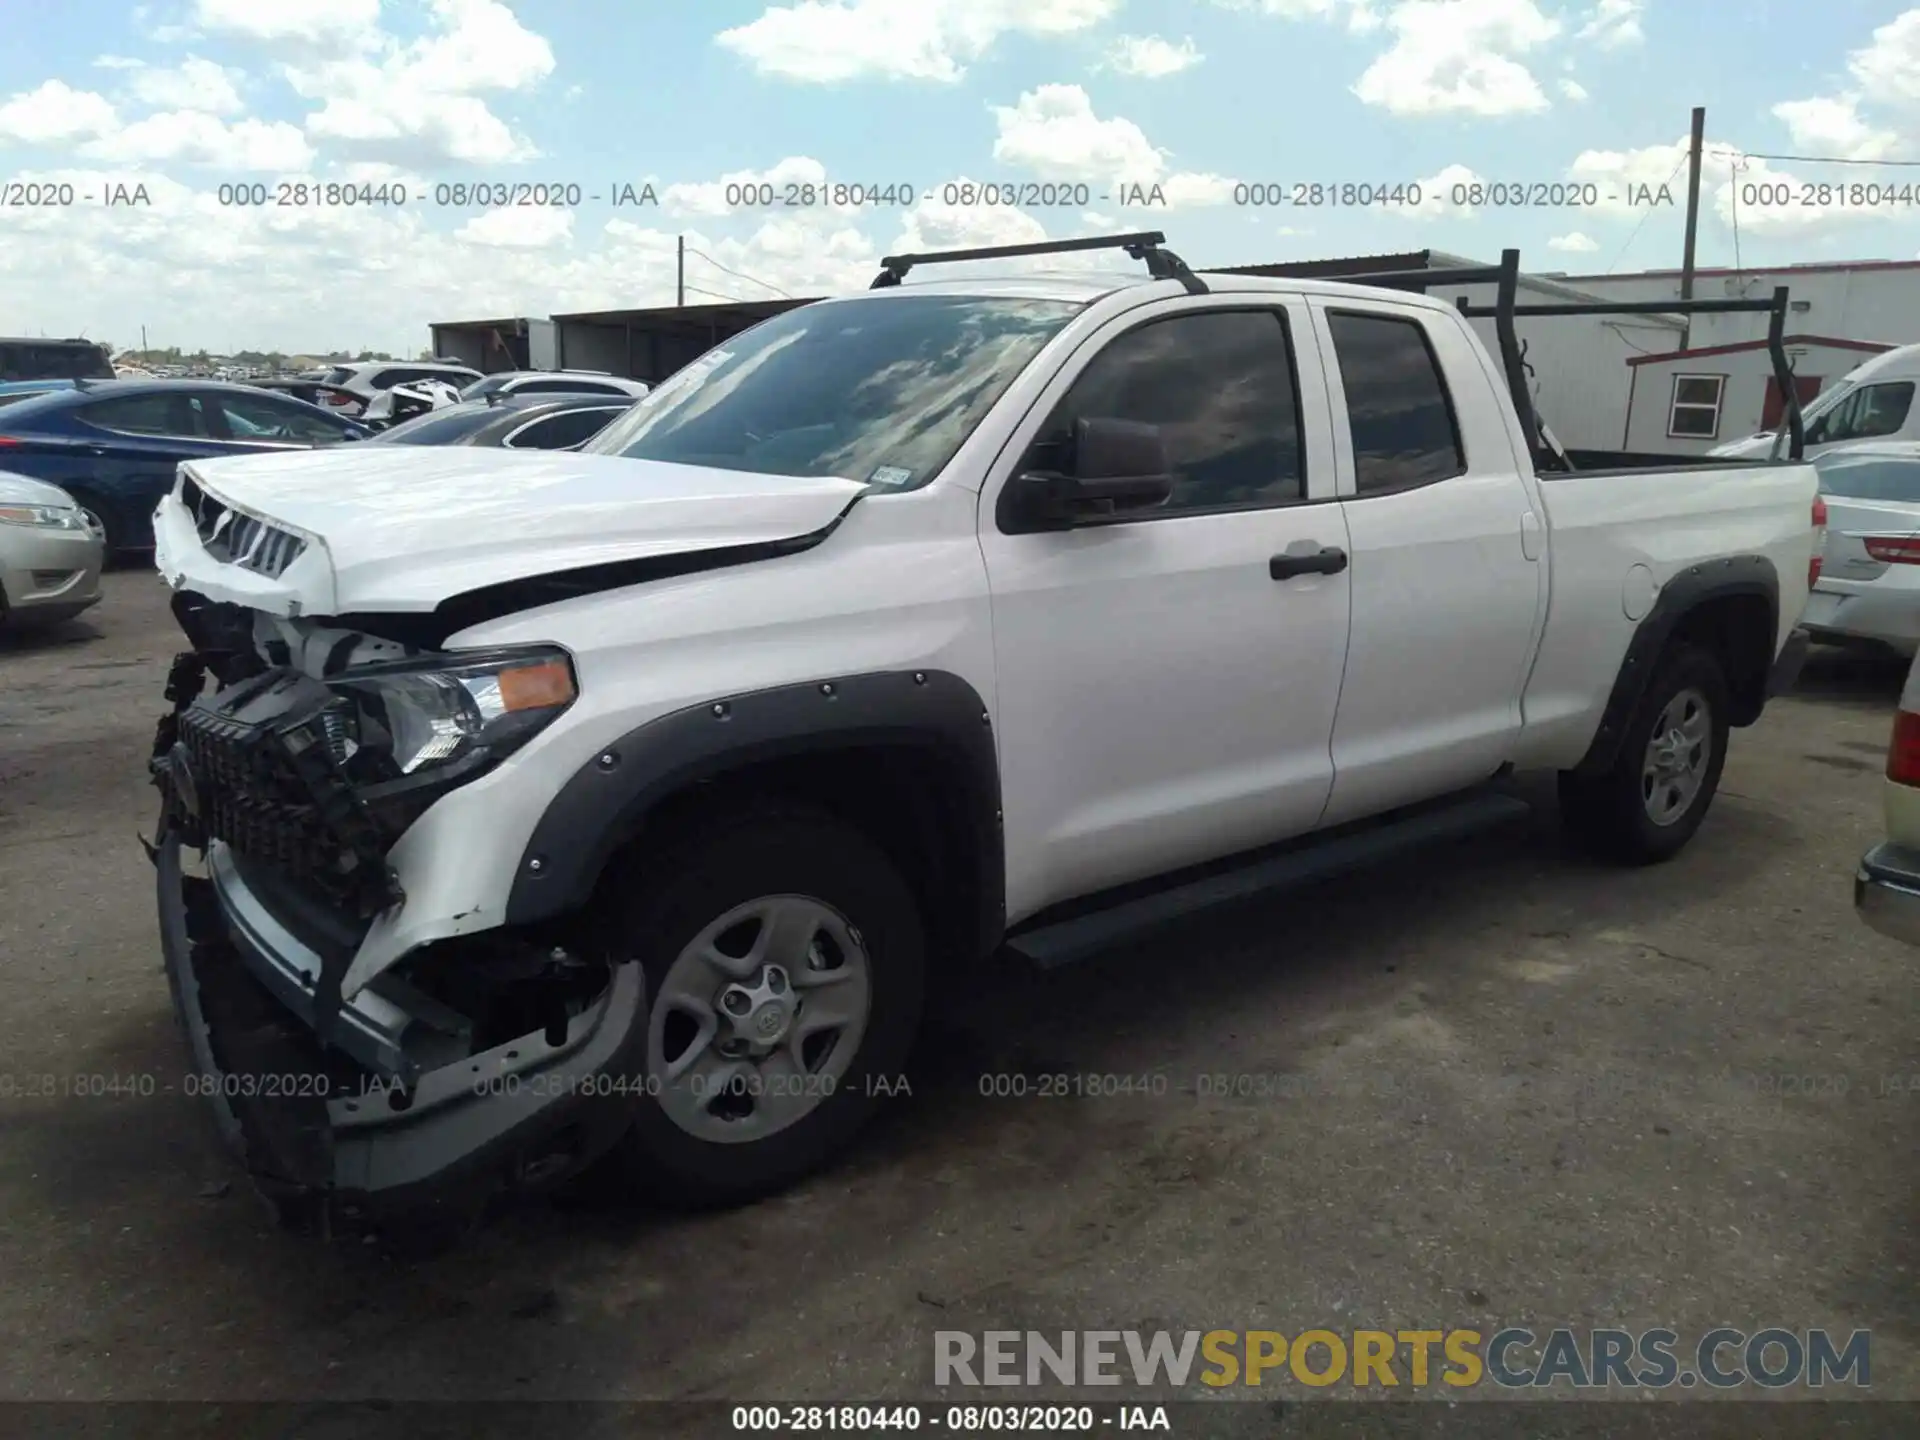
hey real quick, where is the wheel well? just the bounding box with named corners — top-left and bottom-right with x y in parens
top-left (608, 744), bottom-right (998, 971)
top-left (1671, 591), bottom-right (1775, 726)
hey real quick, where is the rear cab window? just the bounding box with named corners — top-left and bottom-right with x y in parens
top-left (1324, 310), bottom-right (1467, 493)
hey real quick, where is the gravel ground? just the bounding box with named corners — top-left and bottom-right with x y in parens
top-left (0, 571), bottom-right (1914, 1437)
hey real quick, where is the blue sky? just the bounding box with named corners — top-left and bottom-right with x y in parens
top-left (2, 0), bottom-right (1920, 355)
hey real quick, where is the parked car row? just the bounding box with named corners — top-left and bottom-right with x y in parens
top-left (0, 376), bottom-right (641, 571)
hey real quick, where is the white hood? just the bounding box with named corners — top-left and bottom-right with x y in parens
top-left (153, 446), bottom-right (863, 618)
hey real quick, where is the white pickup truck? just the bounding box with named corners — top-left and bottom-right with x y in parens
top-left (146, 235), bottom-right (1820, 1234)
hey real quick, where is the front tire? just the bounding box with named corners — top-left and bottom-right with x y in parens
top-left (1558, 643), bottom-right (1731, 865)
top-left (600, 806), bottom-right (927, 1206)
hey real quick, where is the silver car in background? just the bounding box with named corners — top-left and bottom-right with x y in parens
top-left (0, 471), bottom-right (104, 628)
top-left (1802, 444), bottom-right (1920, 659)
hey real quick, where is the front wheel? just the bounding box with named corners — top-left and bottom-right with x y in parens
top-left (1559, 643), bottom-right (1731, 865)
top-left (600, 806), bottom-right (927, 1206)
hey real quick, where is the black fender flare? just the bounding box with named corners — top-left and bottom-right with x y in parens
top-left (1569, 554), bottom-right (1779, 777)
top-left (504, 668), bottom-right (1005, 940)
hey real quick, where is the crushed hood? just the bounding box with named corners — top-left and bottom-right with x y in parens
top-left (154, 446), bottom-right (864, 623)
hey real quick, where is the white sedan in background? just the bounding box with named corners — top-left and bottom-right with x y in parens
top-left (1802, 444), bottom-right (1920, 659)
top-left (0, 472), bottom-right (104, 629)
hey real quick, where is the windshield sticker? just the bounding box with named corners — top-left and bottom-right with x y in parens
top-left (868, 465), bottom-right (914, 488)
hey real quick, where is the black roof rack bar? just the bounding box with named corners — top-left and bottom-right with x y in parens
top-left (1455, 296), bottom-right (1781, 318)
top-left (870, 230), bottom-right (1208, 295)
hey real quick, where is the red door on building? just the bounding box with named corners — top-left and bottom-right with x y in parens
top-left (1762, 374), bottom-right (1824, 429)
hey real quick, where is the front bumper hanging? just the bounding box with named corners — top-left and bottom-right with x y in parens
top-left (150, 650), bottom-right (651, 1232)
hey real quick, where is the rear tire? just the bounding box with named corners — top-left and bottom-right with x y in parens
top-left (599, 805), bottom-right (927, 1207)
top-left (1558, 643), bottom-right (1730, 865)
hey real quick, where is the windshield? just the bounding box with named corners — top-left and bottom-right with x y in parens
top-left (1815, 452), bottom-right (1920, 501)
top-left (1800, 380), bottom-right (1856, 427)
top-left (372, 402), bottom-right (498, 445)
top-left (581, 294), bottom-right (1082, 488)
top-left (460, 374), bottom-right (515, 400)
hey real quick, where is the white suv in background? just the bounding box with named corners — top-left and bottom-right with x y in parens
top-left (460, 370), bottom-right (650, 402)
top-left (319, 360), bottom-right (485, 412)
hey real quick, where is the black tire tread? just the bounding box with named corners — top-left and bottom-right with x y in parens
top-left (1559, 643), bottom-right (1731, 866)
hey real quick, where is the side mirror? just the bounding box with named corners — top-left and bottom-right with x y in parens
top-left (1002, 417), bottom-right (1175, 532)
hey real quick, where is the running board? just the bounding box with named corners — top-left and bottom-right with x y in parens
top-left (1004, 791), bottom-right (1533, 970)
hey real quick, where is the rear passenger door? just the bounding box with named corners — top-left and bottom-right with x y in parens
top-left (979, 298), bottom-right (1354, 920)
top-left (1307, 300), bottom-right (1548, 828)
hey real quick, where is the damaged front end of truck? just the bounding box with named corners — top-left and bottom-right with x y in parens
top-left (149, 573), bottom-right (648, 1241)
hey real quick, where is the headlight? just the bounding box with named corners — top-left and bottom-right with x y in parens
top-left (0, 503), bottom-right (84, 530)
top-left (329, 646), bottom-right (577, 780)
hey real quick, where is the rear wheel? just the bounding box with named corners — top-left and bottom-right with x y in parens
top-left (1559, 643), bottom-right (1731, 865)
top-left (600, 806), bottom-right (927, 1206)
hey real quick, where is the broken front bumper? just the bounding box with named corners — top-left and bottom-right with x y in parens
top-left (150, 649), bottom-right (650, 1233)
top-left (156, 829), bottom-right (649, 1230)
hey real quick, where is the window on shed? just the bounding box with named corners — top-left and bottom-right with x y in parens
top-left (1667, 374), bottom-right (1726, 439)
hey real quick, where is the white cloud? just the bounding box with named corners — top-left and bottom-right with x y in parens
top-left (660, 156), bottom-right (845, 218)
top-left (92, 56), bottom-right (145, 71)
top-left (989, 84), bottom-right (1235, 207)
top-left (191, 0), bottom-right (383, 52)
top-left (1105, 35), bottom-right (1204, 77)
top-left (715, 0), bottom-right (1120, 83)
top-left (1559, 77), bottom-right (1589, 101)
top-left (1211, 0), bottom-right (1380, 26)
top-left (0, 81), bottom-right (119, 145)
top-left (456, 206), bottom-right (575, 248)
top-left (1547, 230), bottom-right (1599, 252)
top-left (126, 58), bottom-right (247, 116)
top-left (80, 112), bottom-right (313, 170)
top-left (283, 0), bottom-right (556, 166)
top-left (1568, 135), bottom-right (1880, 236)
top-left (1574, 0), bottom-right (1642, 47)
top-left (1385, 162), bottom-right (1484, 218)
top-left (1840, 9), bottom-right (1920, 108)
top-left (1772, 96), bottom-right (1900, 162)
top-left (1352, 0), bottom-right (1560, 116)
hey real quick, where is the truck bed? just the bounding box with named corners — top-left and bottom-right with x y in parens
top-left (1555, 449), bottom-right (1800, 475)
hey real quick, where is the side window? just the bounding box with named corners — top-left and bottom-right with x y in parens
top-left (511, 379), bottom-right (580, 395)
top-left (1666, 374), bottom-right (1726, 439)
top-left (369, 368), bottom-right (404, 389)
top-left (80, 392), bottom-right (209, 437)
top-left (1810, 381), bottom-right (1915, 443)
top-left (1325, 311), bottom-right (1466, 492)
top-left (1026, 309), bottom-right (1305, 514)
top-left (504, 408), bottom-right (623, 450)
top-left (217, 393), bottom-right (352, 443)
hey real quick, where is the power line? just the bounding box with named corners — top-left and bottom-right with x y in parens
top-left (682, 282), bottom-right (751, 304)
top-left (1603, 152), bottom-right (1690, 276)
top-left (1732, 149), bottom-right (1920, 168)
top-left (683, 246), bottom-right (794, 299)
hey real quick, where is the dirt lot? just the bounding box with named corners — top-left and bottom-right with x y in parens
top-left (0, 571), bottom-right (1916, 1427)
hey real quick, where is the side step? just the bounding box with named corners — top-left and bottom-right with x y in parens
top-left (1004, 791), bottom-right (1533, 970)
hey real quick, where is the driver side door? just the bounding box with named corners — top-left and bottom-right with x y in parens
top-left (978, 297), bottom-right (1354, 924)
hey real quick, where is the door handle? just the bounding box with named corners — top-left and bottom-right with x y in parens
top-left (1270, 546), bottom-right (1348, 580)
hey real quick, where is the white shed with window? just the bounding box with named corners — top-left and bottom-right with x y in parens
top-left (1621, 335), bottom-right (1894, 454)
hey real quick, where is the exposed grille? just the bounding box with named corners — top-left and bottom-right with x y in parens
top-left (178, 704), bottom-right (343, 877)
top-left (179, 475), bottom-right (309, 579)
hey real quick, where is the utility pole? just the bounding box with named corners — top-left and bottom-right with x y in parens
top-left (139, 324), bottom-right (147, 357)
top-left (1680, 105), bottom-right (1706, 348)
top-left (677, 234), bottom-right (685, 307)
